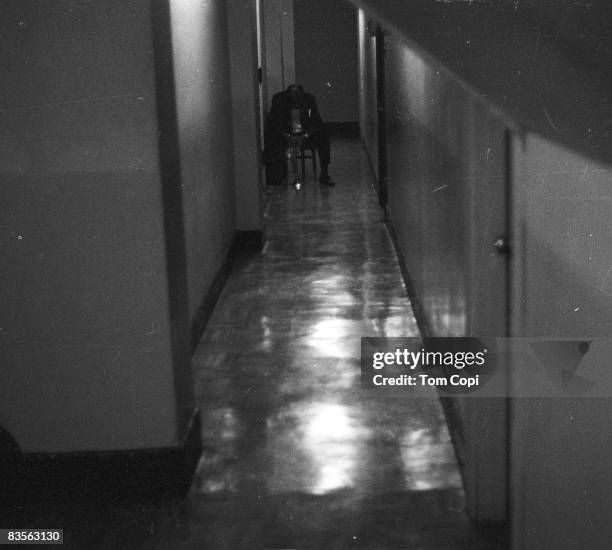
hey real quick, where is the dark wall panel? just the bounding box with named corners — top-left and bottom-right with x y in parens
top-left (358, 10), bottom-right (377, 170)
top-left (294, 0), bottom-right (358, 123)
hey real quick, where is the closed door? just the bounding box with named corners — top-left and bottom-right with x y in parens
top-left (460, 101), bottom-right (512, 522)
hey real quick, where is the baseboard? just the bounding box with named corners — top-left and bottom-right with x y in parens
top-left (383, 210), bottom-right (467, 476)
top-left (437, 395), bottom-right (466, 467)
top-left (0, 410), bottom-right (202, 504)
top-left (189, 241), bottom-right (236, 351)
top-left (190, 228), bottom-right (265, 351)
top-left (0, 425), bottom-right (20, 455)
top-left (234, 229), bottom-right (266, 252)
top-left (361, 138), bottom-right (378, 183)
top-left (383, 212), bottom-right (432, 339)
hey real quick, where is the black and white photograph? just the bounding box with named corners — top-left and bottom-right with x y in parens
top-left (1, 1), bottom-right (611, 548)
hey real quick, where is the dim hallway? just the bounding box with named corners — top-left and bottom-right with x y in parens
top-left (156, 137), bottom-right (503, 549)
top-left (185, 137), bottom-right (465, 548)
top-left (3, 2), bottom-right (612, 548)
top-left (2, 139), bottom-right (505, 549)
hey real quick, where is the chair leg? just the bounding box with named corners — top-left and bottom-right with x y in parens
top-left (300, 151), bottom-right (306, 182)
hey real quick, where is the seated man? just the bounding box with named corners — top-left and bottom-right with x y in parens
top-left (264, 84), bottom-right (334, 186)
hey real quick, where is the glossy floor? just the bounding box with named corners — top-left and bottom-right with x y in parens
top-left (7, 139), bottom-right (506, 549)
top-left (179, 138), bottom-right (503, 549)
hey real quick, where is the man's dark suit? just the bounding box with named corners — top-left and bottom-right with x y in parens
top-left (264, 85), bottom-right (331, 185)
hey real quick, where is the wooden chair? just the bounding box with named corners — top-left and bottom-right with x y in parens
top-left (298, 140), bottom-right (317, 181)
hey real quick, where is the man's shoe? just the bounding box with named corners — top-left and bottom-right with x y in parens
top-left (319, 174), bottom-right (335, 186)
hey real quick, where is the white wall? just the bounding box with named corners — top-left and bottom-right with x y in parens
top-left (355, 1), bottom-right (612, 544)
top-left (358, 18), bottom-right (510, 522)
top-left (0, 0), bottom-right (177, 452)
top-left (227, 0), bottom-right (264, 232)
top-left (358, 16), bottom-right (612, 541)
top-left (0, 0), bottom-right (249, 455)
top-left (170, 0), bottom-right (237, 322)
top-left (510, 134), bottom-right (612, 549)
top-left (514, 135), bottom-right (612, 337)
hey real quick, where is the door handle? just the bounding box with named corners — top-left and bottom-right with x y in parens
top-left (493, 236), bottom-right (510, 255)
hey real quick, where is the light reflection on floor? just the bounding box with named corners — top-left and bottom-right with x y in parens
top-left (193, 140), bottom-right (463, 495)
top-left (178, 138), bottom-right (505, 548)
